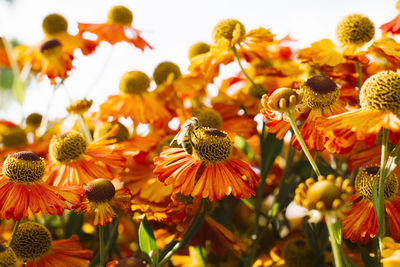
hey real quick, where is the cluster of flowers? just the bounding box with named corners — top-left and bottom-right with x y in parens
top-left (2, 1), bottom-right (400, 267)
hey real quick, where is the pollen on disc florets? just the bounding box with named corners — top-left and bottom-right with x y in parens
top-left (261, 87), bottom-right (302, 113)
top-left (86, 178), bottom-right (116, 203)
top-left (282, 238), bottom-right (317, 267)
top-left (360, 70), bottom-right (400, 114)
top-left (188, 42), bottom-right (210, 59)
top-left (153, 61), bottom-right (182, 85)
top-left (49, 131), bottom-right (88, 164)
top-left (3, 151), bottom-right (46, 184)
top-left (119, 71), bottom-right (150, 95)
top-left (93, 121), bottom-right (130, 143)
top-left (0, 125), bottom-right (27, 149)
top-left (192, 128), bottom-right (231, 164)
top-left (66, 98), bottom-right (93, 115)
top-left (39, 39), bottom-right (62, 56)
top-left (336, 14), bottom-right (375, 46)
top-left (300, 75), bottom-right (339, 108)
top-left (0, 243), bottom-right (17, 267)
top-left (42, 13), bottom-right (68, 35)
top-left (193, 108), bottom-right (223, 129)
top-left (11, 222), bottom-right (52, 261)
top-left (355, 166), bottom-right (398, 201)
top-left (107, 5), bottom-right (133, 26)
top-left (212, 18), bottom-right (246, 44)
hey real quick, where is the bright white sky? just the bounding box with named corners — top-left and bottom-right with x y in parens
top-left (0, 0), bottom-right (397, 123)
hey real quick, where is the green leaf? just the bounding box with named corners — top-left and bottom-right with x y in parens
top-left (233, 135), bottom-right (255, 160)
top-left (357, 243), bottom-right (377, 267)
top-left (139, 216), bottom-right (158, 264)
top-left (385, 142), bottom-right (400, 178)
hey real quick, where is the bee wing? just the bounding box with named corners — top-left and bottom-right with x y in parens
top-left (170, 129), bottom-right (185, 145)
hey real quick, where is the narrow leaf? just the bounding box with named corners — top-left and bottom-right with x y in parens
top-left (139, 216), bottom-right (158, 264)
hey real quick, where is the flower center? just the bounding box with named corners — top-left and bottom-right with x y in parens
top-left (42, 13), bottom-right (68, 35)
top-left (0, 244), bottom-right (17, 267)
top-left (193, 108), bottom-right (223, 129)
top-left (26, 113), bottom-right (42, 130)
top-left (192, 128), bottom-right (231, 164)
top-left (85, 178), bottom-right (116, 203)
top-left (0, 125), bottom-right (27, 149)
top-left (248, 83), bottom-right (267, 99)
top-left (66, 98), bottom-right (93, 115)
top-left (39, 39), bottom-right (62, 56)
top-left (336, 14), bottom-right (375, 46)
top-left (212, 18), bottom-right (246, 44)
top-left (262, 87), bottom-right (301, 112)
top-left (153, 61), bottom-right (182, 85)
top-left (360, 70), bottom-right (400, 114)
top-left (94, 121), bottom-right (130, 143)
top-left (107, 5), bottom-right (133, 26)
top-left (49, 131), bottom-right (88, 163)
top-left (3, 152), bottom-right (45, 184)
top-left (306, 180), bottom-right (341, 210)
top-left (355, 166), bottom-right (399, 201)
top-left (301, 75), bottom-right (339, 108)
top-left (11, 222), bottom-right (52, 261)
top-left (188, 42), bottom-right (210, 59)
top-left (282, 238), bottom-right (317, 267)
top-left (119, 71), bottom-right (150, 95)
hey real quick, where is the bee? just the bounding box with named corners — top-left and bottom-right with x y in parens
top-left (170, 117), bottom-right (200, 154)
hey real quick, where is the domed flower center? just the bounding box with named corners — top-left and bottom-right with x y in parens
top-left (301, 75), bottom-right (339, 108)
top-left (85, 178), bottom-right (116, 203)
top-left (153, 61), bottom-right (182, 85)
top-left (360, 70), bottom-right (400, 114)
top-left (282, 238), bottom-right (317, 267)
top-left (39, 39), bottom-right (62, 56)
top-left (212, 18), bottom-right (246, 44)
top-left (94, 121), bottom-right (129, 143)
top-left (26, 113), bottom-right (42, 130)
top-left (0, 244), bottom-right (17, 267)
top-left (42, 13), bottom-right (68, 35)
top-left (49, 131), bottom-right (88, 163)
top-left (336, 14), bottom-right (375, 46)
top-left (188, 42), bottom-right (210, 59)
top-left (66, 98), bottom-right (93, 115)
top-left (107, 5), bottom-right (133, 26)
top-left (355, 166), bottom-right (399, 201)
top-left (192, 128), bottom-right (231, 164)
top-left (194, 108), bottom-right (223, 129)
top-left (248, 83), bottom-right (267, 100)
top-left (306, 180), bottom-right (341, 209)
top-left (262, 87), bottom-right (301, 113)
top-left (3, 152), bottom-right (45, 184)
top-left (119, 71), bottom-right (150, 95)
top-left (0, 125), bottom-right (27, 149)
top-left (11, 222), bottom-right (52, 261)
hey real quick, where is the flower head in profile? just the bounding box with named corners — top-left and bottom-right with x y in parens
top-left (342, 166), bottom-right (400, 244)
top-left (45, 130), bottom-right (125, 186)
top-left (78, 5), bottom-right (152, 51)
top-left (11, 222), bottom-right (93, 266)
top-left (0, 151), bottom-right (84, 220)
top-left (0, 243), bottom-right (17, 267)
top-left (154, 127), bottom-right (259, 202)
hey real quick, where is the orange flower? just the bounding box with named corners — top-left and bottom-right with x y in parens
top-left (298, 39), bottom-right (346, 67)
top-left (380, 1), bottom-right (400, 35)
top-left (342, 166), bottom-right (400, 244)
top-left (45, 130), bottom-right (125, 186)
top-left (97, 71), bottom-right (171, 127)
top-left (73, 179), bottom-right (131, 226)
top-left (11, 222), bottom-right (92, 267)
top-left (0, 151), bottom-right (84, 221)
top-left (0, 38), bottom-right (10, 67)
top-left (78, 5), bottom-right (152, 51)
top-left (154, 128), bottom-right (259, 202)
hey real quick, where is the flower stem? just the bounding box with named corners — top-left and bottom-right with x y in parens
top-left (285, 110), bottom-right (321, 177)
top-left (355, 61), bottom-right (362, 89)
top-left (8, 220), bottom-right (20, 247)
top-left (325, 212), bottom-right (345, 267)
top-left (77, 114), bottom-right (93, 143)
top-left (99, 225), bottom-right (105, 267)
top-left (232, 46), bottom-right (258, 88)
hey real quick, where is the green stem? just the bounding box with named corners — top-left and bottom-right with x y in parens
top-left (232, 46), bottom-right (258, 88)
top-left (77, 114), bottom-right (93, 143)
top-left (8, 220), bottom-right (20, 247)
top-left (99, 225), bottom-right (105, 267)
top-left (355, 61), bottom-right (362, 89)
top-left (326, 212), bottom-right (345, 267)
top-left (285, 110), bottom-right (321, 177)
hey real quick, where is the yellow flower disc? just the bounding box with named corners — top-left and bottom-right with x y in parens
top-left (248, 83), bottom-right (267, 99)
top-left (3, 152), bottom-right (45, 183)
top-left (188, 42), bottom-right (210, 59)
top-left (282, 238), bottom-right (317, 267)
top-left (0, 125), bottom-right (27, 149)
top-left (11, 222), bottom-right (52, 261)
top-left (93, 121), bottom-right (130, 143)
top-left (66, 99), bottom-right (93, 115)
top-left (212, 18), bottom-right (245, 43)
top-left (355, 166), bottom-right (398, 201)
top-left (26, 113), bottom-right (42, 130)
top-left (301, 75), bottom-right (339, 108)
top-left (107, 5), bottom-right (133, 26)
top-left (0, 244), bottom-right (17, 267)
top-left (42, 13), bottom-right (68, 35)
top-left (192, 128), bottom-right (231, 164)
top-left (262, 87), bottom-right (301, 112)
top-left (306, 180), bottom-right (341, 210)
top-left (86, 178), bottom-right (116, 203)
top-left (360, 70), bottom-right (400, 114)
top-left (49, 131), bottom-right (88, 163)
top-left (193, 108), bottom-right (223, 129)
top-left (336, 14), bottom-right (375, 45)
top-left (119, 71), bottom-right (150, 95)
top-left (153, 61), bottom-right (182, 85)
